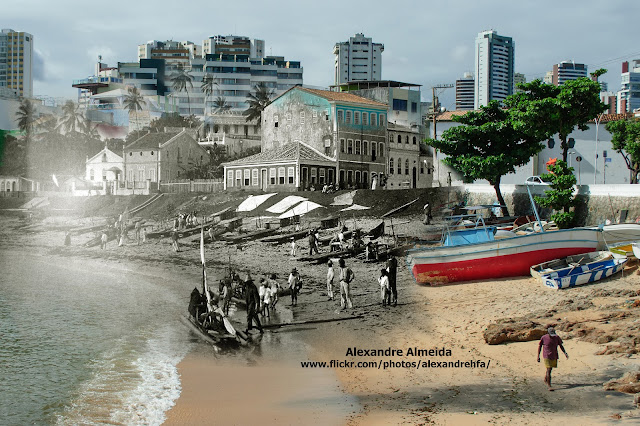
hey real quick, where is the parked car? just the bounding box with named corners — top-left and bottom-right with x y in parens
top-left (525, 176), bottom-right (551, 186)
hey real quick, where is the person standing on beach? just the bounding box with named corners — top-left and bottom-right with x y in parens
top-left (171, 229), bottom-right (180, 252)
top-left (134, 221), bottom-right (141, 244)
top-left (290, 237), bottom-right (297, 257)
top-left (245, 275), bottom-right (263, 334)
top-left (308, 231), bottom-right (318, 255)
top-left (326, 260), bottom-right (335, 300)
top-left (288, 268), bottom-right (301, 306)
top-left (269, 273), bottom-right (280, 309)
top-left (338, 259), bottom-right (354, 309)
top-left (221, 279), bottom-right (232, 315)
top-left (537, 327), bottom-right (569, 391)
top-left (387, 256), bottom-right (398, 306)
top-left (379, 269), bottom-right (390, 306)
top-left (100, 231), bottom-right (108, 249)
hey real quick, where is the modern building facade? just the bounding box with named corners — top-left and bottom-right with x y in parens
top-left (138, 40), bottom-right (200, 65)
top-left (455, 73), bottom-right (475, 110)
top-left (202, 35), bottom-right (264, 58)
top-left (618, 60), bottom-right (640, 113)
top-left (224, 86), bottom-right (389, 191)
top-left (474, 30), bottom-right (515, 109)
top-left (551, 61), bottom-right (587, 86)
top-left (0, 28), bottom-right (33, 98)
top-left (333, 33), bottom-right (384, 85)
top-left (514, 72), bottom-right (526, 92)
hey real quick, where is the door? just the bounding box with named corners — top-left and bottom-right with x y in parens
top-left (261, 169), bottom-right (267, 191)
top-left (412, 167), bottom-right (417, 188)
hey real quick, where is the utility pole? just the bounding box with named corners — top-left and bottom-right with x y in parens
top-left (431, 84), bottom-right (454, 186)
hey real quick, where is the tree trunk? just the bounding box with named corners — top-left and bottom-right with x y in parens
top-left (491, 178), bottom-right (510, 217)
top-left (632, 164), bottom-right (639, 184)
top-left (560, 136), bottom-right (568, 163)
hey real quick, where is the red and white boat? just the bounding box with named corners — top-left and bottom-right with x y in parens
top-left (406, 227), bottom-right (602, 285)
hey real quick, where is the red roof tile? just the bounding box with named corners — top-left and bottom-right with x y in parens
top-left (223, 141), bottom-right (335, 167)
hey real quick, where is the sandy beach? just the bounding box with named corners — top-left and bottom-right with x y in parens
top-left (2, 209), bottom-right (639, 425)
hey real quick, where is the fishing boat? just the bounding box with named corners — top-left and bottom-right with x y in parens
top-left (530, 251), bottom-right (615, 279)
top-left (538, 255), bottom-right (627, 289)
top-left (597, 223), bottom-right (640, 249)
top-left (632, 243), bottom-right (640, 260)
top-left (406, 227), bottom-right (602, 285)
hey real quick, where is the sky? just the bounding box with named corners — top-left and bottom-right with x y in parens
top-left (5, 0), bottom-right (640, 110)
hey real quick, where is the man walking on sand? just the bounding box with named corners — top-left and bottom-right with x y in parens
top-left (338, 259), bottom-right (354, 309)
top-left (245, 274), bottom-right (263, 334)
top-left (537, 327), bottom-right (569, 391)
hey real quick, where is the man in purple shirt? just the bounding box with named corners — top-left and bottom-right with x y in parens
top-left (537, 327), bottom-right (568, 391)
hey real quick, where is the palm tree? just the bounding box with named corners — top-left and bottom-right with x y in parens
top-left (15, 98), bottom-right (36, 142)
top-left (201, 73), bottom-right (216, 115)
top-left (170, 63), bottom-right (193, 115)
top-left (213, 96), bottom-right (231, 113)
top-left (57, 100), bottom-right (84, 134)
top-left (244, 82), bottom-right (274, 125)
top-left (123, 86), bottom-right (147, 131)
top-left (81, 116), bottom-right (101, 140)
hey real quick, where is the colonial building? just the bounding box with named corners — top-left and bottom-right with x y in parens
top-left (85, 146), bottom-right (124, 183)
top-left (123, 130), bottom-right (209, 186)
top-left (223, 86), bottom-right (388, 191)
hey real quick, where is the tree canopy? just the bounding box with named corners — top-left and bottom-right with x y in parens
top-left (428, 101), bottom-right (545, 216)
top-left (606, 119), bottom-right (640, 184)
top-left (244, 82), bottom-right (273, 124)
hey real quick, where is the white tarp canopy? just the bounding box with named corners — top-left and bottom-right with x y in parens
top-left (330, 190), bottom-right (357, 206)
top-left (278, 201), bottom-right (324, 218)
top-left (236, 193), bottom-right (277, 212)
top-left (340, 204), bottom-right (370, 211)
top-left (266, 196), bottom-right (307, 214)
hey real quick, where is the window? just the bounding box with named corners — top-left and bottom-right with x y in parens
top-left (355, 171), bottom-right (361, 185)
top-left (278, 167), bottom-right (285, 185)
top-left (379, 142), bottom-right (385, 156)
top-left (310, 167), bottom-right (317, 183)
top-left (319, 168), bottom-right (326, 184)
top-left (371, 142), bottom-right (377, 161)
top-left (427, 163), bottom-right (432, 174)
top-left (354, 111), bottom-right (360, 125)
top-left (286, 112), bottom-right (292, 125)
top-left (236, 170), bottom-right (242, 186)
top-left (347, 139), bottom-right (353, 154)
top-left (397, 135), bottom-right (402, 143)
top-left (288, 167), bottom-right (295, 184)
top-left (274, 114), bottom-right (279, 128)
top-left (347, 170), bottom-right (353, 185)
top-left (405, 159), bottom-right (409, 175)
top-left (362, 113), bottom-right (368, 125)
top-left (89, 169), bottom-right (94, 180)
top-left (227, 170), bottom-right (234, 187)
top-left (389, 158), bottom-right (394, 174)
top-left (149, 169), bottom-right (156, 181)
top-left (392, 99), bottom-right (408, 111)
top-left (413, 136), bottom-right (417, 145)
top-left (102, 153), bottom-right (107, 162)
top-left (300, 111), bottom-right (305, 125)
top-left (411, 102), bottom-right (418, 113)
top-left (380, 114), bottom-right (386, 126)
top-left (269, 168), bottom-right (276, 185)
top-left (355, 140), bottom-right (361, 155)
top-left (406, 135), bottom-right (409, 144)
top-left (397, 158), bottom-right (402, 175)
top-left (420, 163), bottom-right (424, 174)
top-left (138, 169), bottom-right (145, 181)
top-left (363, 140), bottom-right (368, 156)
top-left (345, 111), bottom-right (352, 124)
top-left (340, 138), bottom-right (345, 153)
top-left (337, 110), bottom-right (344, 122)
top-left (252, 169), bottom-right (258, 186)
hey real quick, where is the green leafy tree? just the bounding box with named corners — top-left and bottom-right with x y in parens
top-left (244, 82), bottom-right (273, 124)
top-left (123, 86), bottom-right (147, 131)
top-left (606, 119), bottom-right (640, 183)
top-left (57, 100), bottom-right (84, 134)
top-left (201, 73), bottom-right (216, 114)
top-left (170, 64), bottom-right (193, 115)
top-left (15, 98), bottom-right (36, 142)
top-left (428, 101), bottom-right (545, 216)
top-left (535, 160), bottom-right (577, 228)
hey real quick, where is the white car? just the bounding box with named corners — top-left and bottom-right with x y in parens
top-left (525, 176), bottom-right (550, 186)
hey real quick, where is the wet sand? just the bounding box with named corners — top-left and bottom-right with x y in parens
top-left (3, 215), bottom-right (640, 424)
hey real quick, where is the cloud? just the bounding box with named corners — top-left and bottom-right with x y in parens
top-left (450, 45), bottom-right (470, 63)
top-left (33, 49), bottom-right (46, 81)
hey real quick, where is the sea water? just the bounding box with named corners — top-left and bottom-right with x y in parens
top-left (0, 250), bottom-right (192, 425)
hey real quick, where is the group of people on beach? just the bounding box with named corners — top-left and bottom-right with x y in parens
top-left (173, 211), bottom-right (199, 230)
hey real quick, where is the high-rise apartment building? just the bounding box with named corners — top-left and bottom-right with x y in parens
top-left (455, 73), bottom-right (475, 110)
top-left (474, 30), bottom-right (514, 109)
top-left (333, 33), bottom-right (384, 85)
top-left (550, 61), bottom-right (587, 86)
top-left (618, 60), bottom-right (640, 113)
top-left (0, 28), bottom-right (34, 97)
top-left (138, 40), bottom-right (201, 65)
top-left (514, 72), bottom-right (526, 92)
top-left (202, 35), bottom-right (265, 58)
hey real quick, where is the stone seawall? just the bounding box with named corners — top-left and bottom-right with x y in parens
top-left (440, 184), bottom-right (640, 226)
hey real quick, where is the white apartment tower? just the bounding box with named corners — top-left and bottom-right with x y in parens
top-left (455, 73), bottom-right (475, 111)
top-left (333, 33), bottom-right (383, 85)
top-left (551, 61), bottom-right (587, 86)
top-left (0, 28), bottom-right (33, 97)
top-left (474, 30), bottom-right (514, 109)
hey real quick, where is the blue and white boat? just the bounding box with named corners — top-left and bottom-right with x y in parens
top-left (537, 252), bottom-right (627, 289)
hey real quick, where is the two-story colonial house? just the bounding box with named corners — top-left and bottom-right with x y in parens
top-left (223, 86), bottom-right (388, 191)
